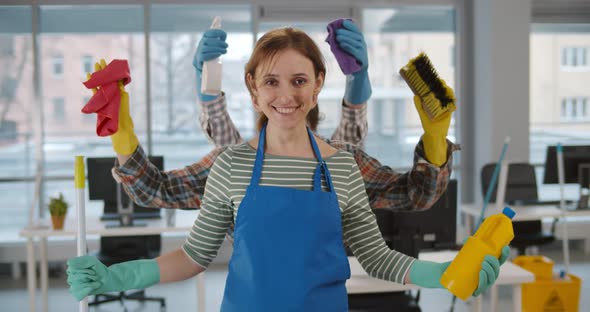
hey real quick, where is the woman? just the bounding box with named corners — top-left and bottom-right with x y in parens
top-left (68, 28), bottom-right (507, 311)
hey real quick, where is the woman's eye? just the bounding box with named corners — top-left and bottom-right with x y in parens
top-left (264, 79), bottom-right (278, 86)
top-left (294, 78), bottom-right (307, 86)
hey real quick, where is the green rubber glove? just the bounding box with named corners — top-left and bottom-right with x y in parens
top-left (409, 246), bottom-right (510, 296)
top-left (414, 80), bottom-right (456, 167)
top-left (67, 255), bottom-right (160, 301)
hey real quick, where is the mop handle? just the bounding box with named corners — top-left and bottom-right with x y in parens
top-left (74, 156), bottom-right (88, 312)
top-left (556, 144), bottom-right (570, 274)
top-left (477, 137), bottom-right (511, 232)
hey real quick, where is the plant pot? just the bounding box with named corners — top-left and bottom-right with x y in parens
top-left (51, 215), bottom-right (65, 230)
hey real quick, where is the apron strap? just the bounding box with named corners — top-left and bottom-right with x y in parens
top-left (251, 124), bottom-right (334, 193)
top-left (251, 125), bottom-right (267, 187)
top-left (307, 128), bottom-right (335, 193)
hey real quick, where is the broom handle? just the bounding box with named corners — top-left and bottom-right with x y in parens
top-left (74, 156), bottom-right (88, 312)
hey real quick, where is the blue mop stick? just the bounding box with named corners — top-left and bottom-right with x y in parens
top-left (476, 137), bottom-right (511, 233)
top-left (556, 143), bottom-right (571, 274)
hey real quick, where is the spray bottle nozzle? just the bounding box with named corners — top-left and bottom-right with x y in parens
top-left (210, 16), bottom-right (222, 29)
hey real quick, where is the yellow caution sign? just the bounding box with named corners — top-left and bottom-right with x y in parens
top-left (543, 290), bottom-right (565, 312)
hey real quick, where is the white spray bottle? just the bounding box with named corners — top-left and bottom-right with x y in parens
top-left (201, 16), bottom-right (223, 96)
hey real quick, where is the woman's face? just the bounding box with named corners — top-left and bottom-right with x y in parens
top-left (249, 49), bottom-right (323, 131)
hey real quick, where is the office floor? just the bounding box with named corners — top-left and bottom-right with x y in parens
top-left (1, 243), bottom-right (589, 312)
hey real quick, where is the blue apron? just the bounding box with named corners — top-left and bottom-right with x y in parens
top-left (220, 124), bottom-right (351, 312)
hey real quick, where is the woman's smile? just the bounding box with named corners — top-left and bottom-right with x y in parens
top-left (273, 104), bottom-right (302, 114)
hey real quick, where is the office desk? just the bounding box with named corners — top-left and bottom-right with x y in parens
top-left (19, 210), bottom-right (203, 312)
top-left (347, 250), bottom-right (535, 312)
top-left (461, 203), bottom-right (590, 235)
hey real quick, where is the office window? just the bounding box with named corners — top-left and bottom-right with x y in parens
top-left (561, 46), bottom-right (588, 68)
top-left (361, 7), bottom-right (456, 168)
top-left (149, 4), bottom-right (252, 168)
top-left (561, 97), bottom-right (588, 121)
top-left (52, 55), bottom-right (64, 77)
top-left (530, 24), bottom-right (590, 166)
top-left (82, 55), bottom-right (93, 75)
top-left (40, 4), bottom-right (145, 176)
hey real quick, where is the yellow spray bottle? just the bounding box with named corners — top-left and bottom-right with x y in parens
top-left (440, 207), bottom-right (515, 300)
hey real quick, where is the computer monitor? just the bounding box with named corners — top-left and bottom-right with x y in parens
top-left (543, 145), bottom-right (590, 209)
top-left (374, 179), bottom-right (458, 258)
top-left (543, 145), bottom-right (590, 187)
top-left (87, 156), bottom-right (164, 226)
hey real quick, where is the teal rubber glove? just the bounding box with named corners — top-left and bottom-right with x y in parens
top-left (409, 246), bottom-right (510, 296)
top-left (66, 255), bottom-right (160, 301)
top-left (335, 19), bottom-right (372, 105)
top-left (193, 28), bottom-right (228, 102)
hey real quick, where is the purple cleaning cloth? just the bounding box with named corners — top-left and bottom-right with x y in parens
top-left (326, 18), bottom-right (362, 75)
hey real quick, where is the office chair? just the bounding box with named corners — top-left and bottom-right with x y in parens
top-left (88, 235), bottom-right (166, 312)
top-left (481, 163), bottom-right (556, 255)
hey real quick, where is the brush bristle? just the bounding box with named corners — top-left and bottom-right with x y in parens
top-left (399, 52), bottom-right (456, 120)
top-left (411, 53), bottom-right (454, 108)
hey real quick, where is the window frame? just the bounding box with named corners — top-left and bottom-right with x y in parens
top-left (51, 54), bottom-right (64, 78)
top-left (561, 46), bottom-right (589, 70)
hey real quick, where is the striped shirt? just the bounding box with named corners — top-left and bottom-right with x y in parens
top-left (114, 140), bottom-right (457, 213)
top-left (181, 143), bottom-right (415, 284)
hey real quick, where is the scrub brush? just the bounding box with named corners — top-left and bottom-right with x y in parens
top-left (399, 52), bottom-right (456, 121)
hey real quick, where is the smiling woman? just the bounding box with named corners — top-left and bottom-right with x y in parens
top-left (248, 49), bottom-right (322, 135)
top-left (245, 27), bottom-right (325, 136)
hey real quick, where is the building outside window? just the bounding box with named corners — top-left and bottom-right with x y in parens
top-left (52, 54), bottom-right (63, 77)
top-left (82, 55), bottom-right (93, 75)
top-left (561, 46), bottom-right (588, 68)
top-left (53, 97), bottom-right (65, 121)
top-left (561, 97), bottom-right (588, 122)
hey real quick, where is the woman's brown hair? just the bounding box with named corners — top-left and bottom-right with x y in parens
top-left (244, 27), bottom-right (325, 131)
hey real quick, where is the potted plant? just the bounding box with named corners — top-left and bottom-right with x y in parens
top-left (48, 193), bottom-right (68, 230)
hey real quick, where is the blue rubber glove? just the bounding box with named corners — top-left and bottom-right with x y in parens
top-left (193, 29), bottom-right (228, 102)
top-left (409, 246), bottom-right (510, 296)
top-left (66, 255), bottom-right (160, 301)
top-left (335, 19), bottom-right (372, 105)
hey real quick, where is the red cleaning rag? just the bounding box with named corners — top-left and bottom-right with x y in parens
top-left (82, 59), bottom-right (132, 137)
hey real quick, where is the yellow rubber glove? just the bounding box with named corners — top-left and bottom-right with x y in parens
top-left (88, 59), bottom-right (139, 155)
top-left (414, 82), bottom-right (455, 167)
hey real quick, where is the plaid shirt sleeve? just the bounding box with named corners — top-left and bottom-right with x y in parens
top-left (331, 102), bottom-right (368, 146)
top-left (111, 145), bottom-right (224, 209)
top-left (330, 139), bottom-right (460, 211)
top-left (198, 93), bottom-right (243, 147)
